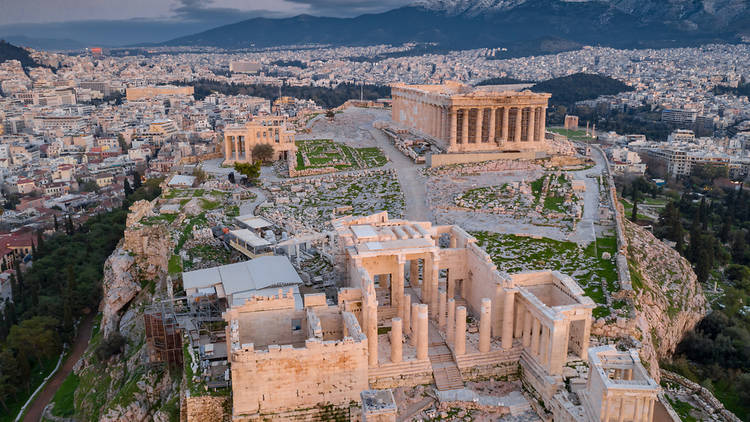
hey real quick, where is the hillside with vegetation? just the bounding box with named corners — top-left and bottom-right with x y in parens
top-left (0, 40), bottom-right (38, 68)
top-left (530, 73), bottom-right (634, 107)
top-left (179, 79), bottom-right (390, 109)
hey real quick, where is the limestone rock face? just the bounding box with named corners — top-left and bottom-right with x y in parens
top-left (101, 248), bottom-right (139, 337)
top-left (123, 224), bottom-right (172, 281)
top-left (624, 219), bottom-right (707, 380)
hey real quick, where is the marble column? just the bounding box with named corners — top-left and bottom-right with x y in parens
top-left (647, 398), bottom-right (654, 422)
top-left (488, 108), bottom-right (496, 143)
top-left (580, 317), bottom-right (591, 359)
top-left (501, 289), bottom-right (515, 350)
top-left (403, 293), bottom-right (412, 335)
top-left (531, 318), bottom-right (541, 356)
top-left (447, 298), bottom-right (456, 345)
top-left (391, 317), bottom-right (402, 364)
top-left (455, 306), bottom-right (467, 356)
top-left (438, 289), bottom-right (447, 329)
top-left (479, 298), bottom-right (492, 353)
top-left (618, 397), bottom-right (625, 422)
top-left (527, 106), bottom-right (535, 143)
top-left (224, 136), bottom-right (231, 161)
top-left (428, 260), bottom-right (440, 319)
top-left (461, 109), bottom-right (469, 144)
top-left (603, 395), bottom-right (613, 422)
top-left (540, 325), bottom-right (550, 366)
top-left (393, 257), bottom-right (404, 318)
top-left (515, 107), bottom-right (523, 143)
top-left (635, 398), bottom-right (643, 422)
top-left (410, 259), bottom-right (419, 287)
top-left (475, 108), bottom-right (483, 143)
top-left (367, 299), bottom-right (379, 366)
top-left (233, 136), bottom-right (239, 161)
top-left (522, 310), bottom-right (532, 347)
top-left (417, 304), bottom-right (429, 360)
top-left (514, 303), bottom-right (524, 339)
top-left (243, 136), bottom-right (250, 161)
top-left (502, 107), bottom-right (509, 141)
top-left (449, 109), bottom-right (457, 146)
top-left (538, 107), bottom-right (547, 142)
top-left (410, 302), bottom-right (419, 346)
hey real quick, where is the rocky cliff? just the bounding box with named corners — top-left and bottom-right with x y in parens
top-left (623, 219), bottom-right (707, 380)
top-left (67, 200), bottom-right (179, 421)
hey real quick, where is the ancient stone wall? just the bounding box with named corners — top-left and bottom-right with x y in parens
top-left (185, 396), bottom-right (228, 422)
top-left (661, 370), bottom-right (741, 422)
top-left (231, 338), bottom-right (368, 417)
top-left (428, 151), bottom-right (538, 168)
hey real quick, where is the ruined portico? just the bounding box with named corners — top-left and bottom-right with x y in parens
top-left (223, 116), bottom-right (296, 165)
top-left (391, 82), bottom-right (551, 153)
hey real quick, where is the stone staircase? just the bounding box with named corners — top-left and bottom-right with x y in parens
top-left (428, 319), bottom-right (464, 391)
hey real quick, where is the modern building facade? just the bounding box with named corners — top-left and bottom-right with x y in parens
top-left (391, 82), bottom-right (551, 153)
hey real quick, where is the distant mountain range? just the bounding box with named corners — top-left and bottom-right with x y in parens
top-left (163, 0), bottom-right (750, 52)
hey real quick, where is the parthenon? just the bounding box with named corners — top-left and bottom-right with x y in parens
top-left (391, 82), bottom-right (551, 153)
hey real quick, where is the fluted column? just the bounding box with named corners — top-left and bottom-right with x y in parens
top-left (429, 260), bottom-right (440, 319)
top-left (501, 289), bottom-right (515, 350)
top-left (618, 397), bottom-right (626, 422)
top-left (438, 289), bottom-right (447, 329)
top-left (410, 259), bottom-right (419, 288)
top-left (538, 107), bottom-right (547, 142)
top-left (243, 136), bottom-right (250, 161)
top-left (522, 309), bottom-right (532, 347)
top-left (403, 293), bottom-right (412, 335)
top-left (540, 325), bottom-right (550, 366)
top-left (514, 107), bottom-right (523, 142)
top-left (393, 257), bottom-right (404, 318)
top-left (479, 298), bottom-right (492, 353)
top-left (502, 107), bottom-right (509, 141)
top-left (514, 303), bottom-right (524, 339)
top-left (447, 298), bottom-right (456, 345)
top-left (461, 109), bottom-right (469, 144)
top-left (410, 302), bottom-right (419, 346)
top-left (475, 108), bottom-right (483, 143)
top-left (527, 106), bottom-right (535, 143)
top-left (391, 317), bottom-right (402, 364)
top-left (580, 317), bottom-right (591, 359)
top-left (417, 304), bottom-right (429, 360)
top-left (488, 108), bottom-right (496, 143)
top-left (367, 299), bottom-right (379, 366)
top-left (224, 136), bottom-right (231, 162)
top-left (455, 306), bottom-right (467, 356)
top-left (531, 318), bottom-right (541, 355)
top-left (449, 108), bottom-right (457, 147)
top-left (233, 137), bottom-right (239, 161)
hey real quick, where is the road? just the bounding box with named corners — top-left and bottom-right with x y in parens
top-left (368, 128), bottom-right (433, 222)
top-left (23, 313), bottom-right (95, 422)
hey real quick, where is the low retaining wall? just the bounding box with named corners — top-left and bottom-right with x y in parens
top-left (428, 151), bottom-right (541, 168)
top-left (661, 370), bottom-right (742, 422)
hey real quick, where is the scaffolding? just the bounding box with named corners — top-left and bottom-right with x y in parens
top-left (144, 302), bottom-right (183, 367)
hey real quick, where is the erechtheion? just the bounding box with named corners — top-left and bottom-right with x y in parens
top-left (391, 82), bottom-right (551, 153)
top-left (222, 212), bottom-right (659, 421)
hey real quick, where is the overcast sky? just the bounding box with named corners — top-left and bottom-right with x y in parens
top-left (0, 0), bottom-right (415, 26)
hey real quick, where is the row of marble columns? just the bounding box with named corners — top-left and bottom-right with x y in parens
top-left (516, 300), bottom-right (570, 375)
top-left (224, 135), bottom-right (248, 162)
top-left (602, 394), bottom-right (655, 422)
top-left (448, 106), bottom-right (546, 147)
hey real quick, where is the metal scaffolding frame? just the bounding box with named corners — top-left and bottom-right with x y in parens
top-left (144, 302), bottom-right (183, 367)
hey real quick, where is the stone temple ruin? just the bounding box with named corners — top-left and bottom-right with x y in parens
top-left (220, 212), bottom-right (659, 421)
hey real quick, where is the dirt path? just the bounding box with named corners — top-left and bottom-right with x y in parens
top-left (23, 313), bottom-right (95, 422)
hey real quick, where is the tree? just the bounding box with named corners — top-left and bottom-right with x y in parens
top-left (62, 265), bottom-right (75, 338)
top-left (36, 231), bottom-right (45, 255)
top-left (124, 179), bottom-right (133, 196)
top-left (65, 214), bottom-right (75, 235)
top-left (228, 172), bottom-right (235, 184)
top-left (53, 214), bottom-right (59, 232)
top-left (132, 171), bottom-right (142, 190)
top-left (631, 197), bottom-right (639, 222)
top-left (13, 260), bottom-right (23, 296)
top-left (192, 166), bottom-right (207, 184)
top-left (252, 143), bottom-right (275, 163)
top-left (234, 161), bottom-right (261, 183)
top-left (7, 316), bottom-right (61, 367)
top-left (117, 133), bottom-right (129, 152)
top-left (325, 109), bottom-right (335, 120)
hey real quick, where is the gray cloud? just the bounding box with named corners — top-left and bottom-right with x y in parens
top-left (171, 0), bottom-right (295, 24)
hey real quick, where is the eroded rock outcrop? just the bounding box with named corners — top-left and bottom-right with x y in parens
top-left (624, 219), bottom-right (707, 380)
top-left (101, 248), bottom-right (138, 336)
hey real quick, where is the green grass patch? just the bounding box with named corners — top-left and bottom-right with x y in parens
top-left (50, 373), bottom-right (80, 417)
top-left (666, 395), bottom-right (698, 422)
top-left (199, 198), bottom-right (221, 210)
top-left (168, 254), bottom-right (182, 275)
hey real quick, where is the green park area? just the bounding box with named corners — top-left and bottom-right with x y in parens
top-left (295, 139), bottom-right (387, 171)
top-left (548, 127), bottom-right (594, 141)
